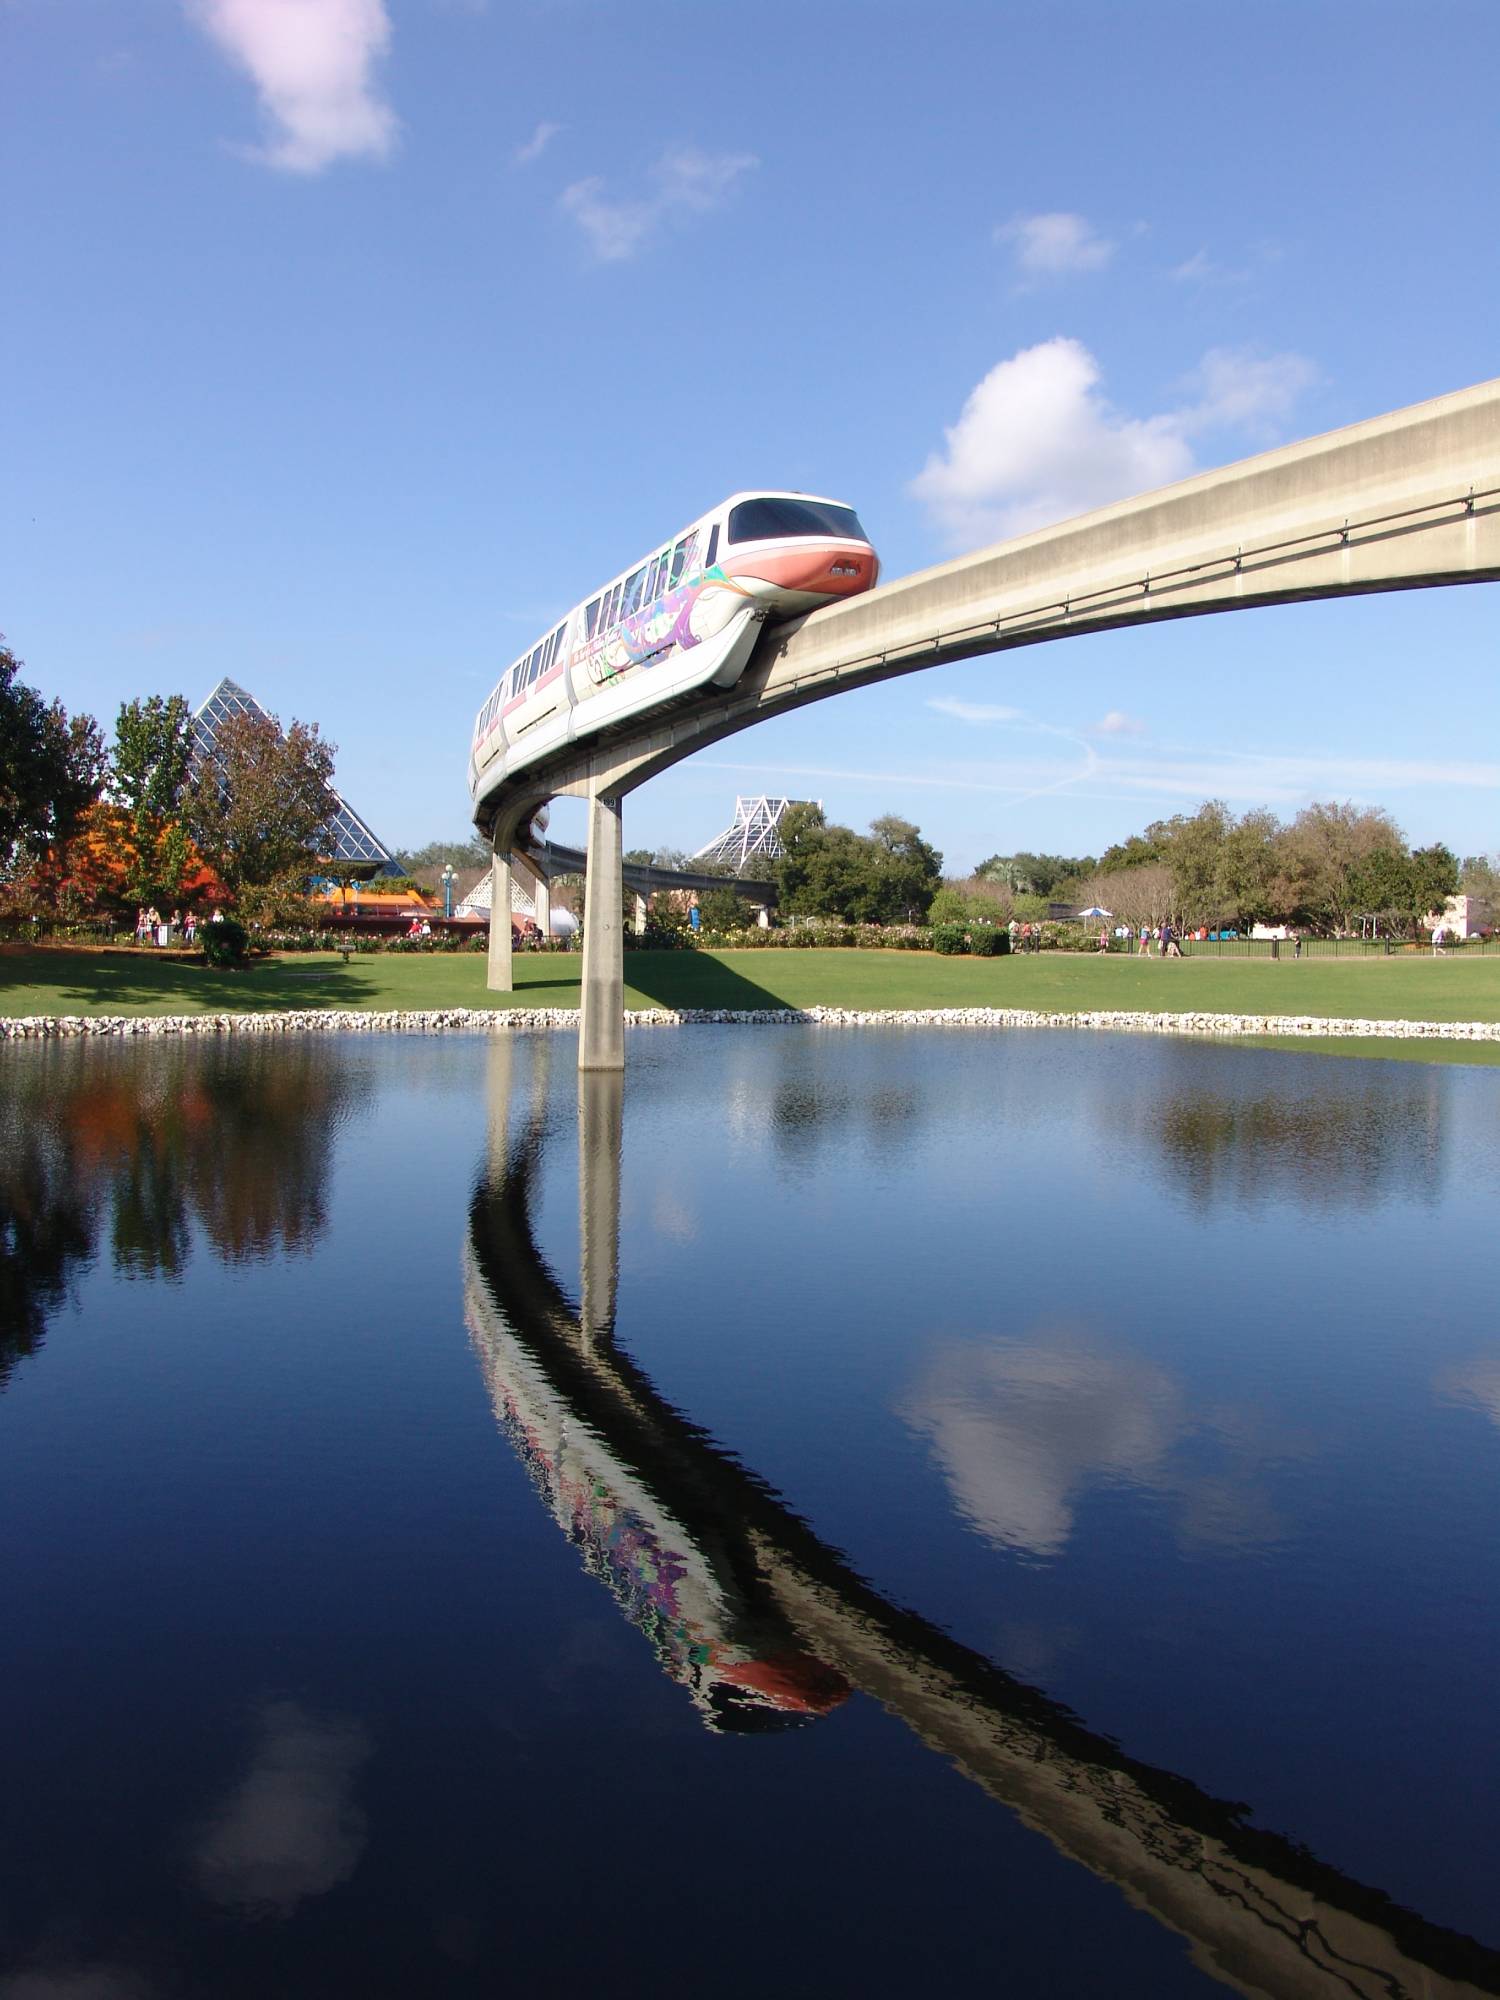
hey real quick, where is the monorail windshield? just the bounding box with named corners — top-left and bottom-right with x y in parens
top-left (727, 497), bottom-right (868, 544)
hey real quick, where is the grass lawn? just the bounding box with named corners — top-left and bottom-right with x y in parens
top-left (4, 941), bottom-right (1500, 1027)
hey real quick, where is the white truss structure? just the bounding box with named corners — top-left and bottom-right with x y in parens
top-left (691, 796), bottom-right (817, 872)
top-left (454, 872), bottom-right (537, 921)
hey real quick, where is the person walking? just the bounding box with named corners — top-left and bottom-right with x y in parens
top-left (1138, 925), bottom-right (1151, 956)
top-left (1432, 922), bottom-right (1447, 956)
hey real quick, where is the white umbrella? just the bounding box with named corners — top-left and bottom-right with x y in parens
top-left (1079, 906), bottom-right (1112, 918)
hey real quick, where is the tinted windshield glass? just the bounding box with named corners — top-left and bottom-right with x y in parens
top-left (728, 498), bottom-right (868, 544)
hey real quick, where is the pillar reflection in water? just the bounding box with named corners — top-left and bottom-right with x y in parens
top-left (463, 1046), bottom-right (1500, 1999)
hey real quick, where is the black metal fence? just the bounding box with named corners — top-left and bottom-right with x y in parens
top-left (1093, 935), bottom-right (1499, 958)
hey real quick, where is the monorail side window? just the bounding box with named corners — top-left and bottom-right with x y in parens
top-left (621, 565), bottom-right (647, 617)
top-left (670, 531), bottom-right (695, 586)
top-left (584, 598), bottom-right (601, 638)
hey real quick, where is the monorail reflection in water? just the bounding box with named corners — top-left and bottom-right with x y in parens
top-left (465, 1038), bottom-right (1500, 2000)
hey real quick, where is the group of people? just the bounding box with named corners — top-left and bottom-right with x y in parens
top-left (1134, 923), bottom-right (1184, 958)
top-left (134, 906), bottom-right (221, 947)
top-left (1007, 919), bottom-right (1043, 953)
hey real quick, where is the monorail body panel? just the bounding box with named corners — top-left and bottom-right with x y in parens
top-left (469, 493), bottom-right (879, 816)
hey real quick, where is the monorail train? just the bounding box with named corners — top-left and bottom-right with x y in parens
top-left (468, 491), bottom-right (879, 810)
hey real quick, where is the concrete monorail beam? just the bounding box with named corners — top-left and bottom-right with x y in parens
top-left (473, 374), bottom-right (1500, 832)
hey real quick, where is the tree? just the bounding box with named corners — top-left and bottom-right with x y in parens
top-left (1217, 807), bottom-right (1283, 928)
top-left (109, 694), bottom-right (195, 906)
top-left (185, 707), bottom-right (337, 894)
top-left (929, 875), bottom-right (1014, 927)
top-left (1070, 862), bottom-right (1175, 930)
top-left (393, 836), bottom-right (490, 890)
top-left (1459, 853), bottom-right (1499, 905)
top-left (1279, 801), bottom-right (1405, 934)
top-left (774, 806), bottom-right (942, 923)
top-left (696, 884), bottom-right (753, 931)
top-left (0, 643), bottom-right (106, 880)
top-left (41, 802), bottom-right (224, 916)
top-left (867, 815), bottom-right (943, 922)
top-left (975, 850), bottom-right (1097, 896)
top-left (1345, 841), bottom-right (1457, 940)
top-left (1097, 829), bottom-right (1168, 873)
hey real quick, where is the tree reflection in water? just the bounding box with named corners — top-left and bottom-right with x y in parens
top-left (1104, 1067), bottom-right (1445, 1212)
top-left (0, 1040), bottom-right (367, 1384)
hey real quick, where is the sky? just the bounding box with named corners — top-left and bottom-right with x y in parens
top-left (4, 0), bottom-right (1498, 872)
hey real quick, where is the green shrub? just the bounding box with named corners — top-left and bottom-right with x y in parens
top-left (932, 924), bottom-right (969, 955)
top-left (201, 917), bottom-right (250, 968)
top-left (969, 924), bottom-right (1007, 956)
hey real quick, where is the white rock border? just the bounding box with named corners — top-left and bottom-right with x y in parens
top-left (3, 1005), bottom-right (1498, 1043)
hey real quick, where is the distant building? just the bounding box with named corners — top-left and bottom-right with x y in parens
top-left (1428, 893), bottom-right (1492, 939)
top-left (192, 677), bottom-right (405, 879)
top-left (692, 796), bottom-right (818, 871)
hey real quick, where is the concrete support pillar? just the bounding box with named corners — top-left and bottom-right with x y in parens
top-left (578, 1068), bottom-right (623, 1345)
top-left (486, 845), bottom-right (513, 992)
top-left (579, 790), bottom-right (624, 1071)
top-left (633, 892), bottom-right (647, 935)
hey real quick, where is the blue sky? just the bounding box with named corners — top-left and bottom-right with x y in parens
top-left (5, 0), bottom-right (1497, 871)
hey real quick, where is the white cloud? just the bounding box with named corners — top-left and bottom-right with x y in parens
top-left (927, 696), bottom-right (1024, 725)
top-left (1091, 710), bottom-right (1145, 736)
top-left (910, 335), bottom-right (1318, 547)
top-left (997, 210), bottom-right (1114, 279)
top-left (514, 119), bottom-right (559, 166)
top-left (560, 145), bottom-right (758, 262)
top-left (195, 1702), bottom-right (371, 1913)
top-left (1172, 240), bottom-right (1282, 287)
top-left (1171, 248), bottom-right (1238, 285)
top-left (186, 0), bottom-right (397, 173)
top-left (703, 741), bottom-right (1500, 814)
top-left (1178, 346), bottom-right (1319, 438)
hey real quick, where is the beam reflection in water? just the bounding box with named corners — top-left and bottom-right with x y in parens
top-left (463, 1042), bottom-right (1500, 2000)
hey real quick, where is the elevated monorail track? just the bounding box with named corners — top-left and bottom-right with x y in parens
top-left (471, 375), bottom-right (1500, 1067)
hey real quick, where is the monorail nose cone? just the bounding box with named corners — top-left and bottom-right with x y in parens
top-left (735, 548), bottom-right (878, 596)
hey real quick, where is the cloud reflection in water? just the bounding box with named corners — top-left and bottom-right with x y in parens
top-left (194, 1701), bottom-right (371, 1916)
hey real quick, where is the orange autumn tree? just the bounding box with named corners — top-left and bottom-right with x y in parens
top-left (45, 802), bottom-right (226, 917)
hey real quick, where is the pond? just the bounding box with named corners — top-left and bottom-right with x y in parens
top-left (3, 1027), bottom-right (1499, 1998)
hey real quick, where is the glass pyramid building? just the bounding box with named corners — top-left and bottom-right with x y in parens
top-left (192, 677), bottom-right (405, 879)
top-left (692, 796), bottom-right (817, 872)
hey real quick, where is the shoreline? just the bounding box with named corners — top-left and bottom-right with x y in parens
top-left (4, 1005), bottom-right (1499, 1043)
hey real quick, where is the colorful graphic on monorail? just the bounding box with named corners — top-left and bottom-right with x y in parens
top-left (469, 492), bottom-right (878, 803)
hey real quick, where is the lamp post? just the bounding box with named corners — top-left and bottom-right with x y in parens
top-left (442, 863), bottom-right (455, 920)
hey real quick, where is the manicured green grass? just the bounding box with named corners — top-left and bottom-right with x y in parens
top-left (4, 941), bottom-right (1500, 1026)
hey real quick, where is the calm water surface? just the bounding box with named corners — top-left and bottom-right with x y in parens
top-left (3, 1028), bottom-right (1499, 1998)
